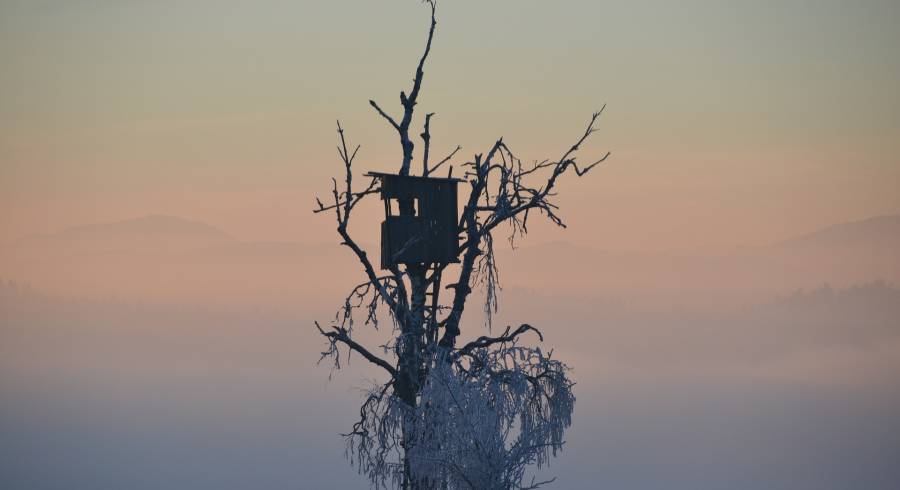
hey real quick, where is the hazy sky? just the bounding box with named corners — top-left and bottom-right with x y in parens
top-left (2, 0), bottom-right (899, 249)
top-left (2, 4), bottom-right (900, 488)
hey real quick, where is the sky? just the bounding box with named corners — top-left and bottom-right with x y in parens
top-left (2, 0), bottom-right (899, 250)
top-left (2, 2), bottom-right (900, 489)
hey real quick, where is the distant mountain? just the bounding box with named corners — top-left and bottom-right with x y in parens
top-left (2, 213), bottom-right (897, 311)
top-left (772, 214), bottom-right (900, 252)
top-left (17, 215), bottom-right (235, 255)
top-left (495, 214), bottom-right (900, 308)
top-left (0, 216), bottom-right (358, 311)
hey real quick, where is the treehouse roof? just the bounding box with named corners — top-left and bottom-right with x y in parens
top-left (364, 171), bottom-right (465, 184)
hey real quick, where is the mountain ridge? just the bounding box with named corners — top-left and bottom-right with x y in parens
top-left (773, 214), bottom-right (900, 250)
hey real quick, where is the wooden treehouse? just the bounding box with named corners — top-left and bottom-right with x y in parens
top-left (366, 172), bottom-right (462, 270)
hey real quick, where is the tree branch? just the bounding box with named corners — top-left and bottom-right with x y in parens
top-left (421, 112), bottom-right (435, 175)
top-left (317, 321), bottom-right (398, 378)
top-left (453, 324), bottom-right (543, 360)
top-left (428, 144), bottom-right (461, 177)
top-left (314, 122), bottom-right (411, 325)
top-left (369, 99), bottom-right (400, 130)
top-left (369, 0), bottom-right (438, 176)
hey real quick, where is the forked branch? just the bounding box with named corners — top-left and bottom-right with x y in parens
top-left (316, 321), bottom-right (398, 378)
top-left (369, 0), bottom-right (438, 176)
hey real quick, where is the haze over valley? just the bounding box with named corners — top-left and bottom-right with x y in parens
top-left (2, 213), bottom-right (899, 489)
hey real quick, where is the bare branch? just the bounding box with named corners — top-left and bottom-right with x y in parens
top-left (369, 99), bottom-right (400, 130)
top-left (313, 182), bottom-right (379, 214)
top-left (370, 0), bottom-right (438, 176)
top-left (421, 112), bottom-right (435, 175)
top-left (453, 324), bottom-right (544, 360)
top-left (314, 122), bottom-right (412, 328)
top-left (316, 321), bottom-right (398, 378)
top-left (428, 144), bottom-right (461, 177)
top-left (313, 4), bottom-right (598, 487)
top-left (405, 0), bottom-right (437, 117)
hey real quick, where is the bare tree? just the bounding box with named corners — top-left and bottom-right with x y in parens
top-left (314, 2), bottom-right (608, 488)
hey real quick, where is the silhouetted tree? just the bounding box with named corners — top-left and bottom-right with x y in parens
top-left (313, 2), bottom-right (608, 488)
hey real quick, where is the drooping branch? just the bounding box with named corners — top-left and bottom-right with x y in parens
top-left (407, 340), bottom-right (574, 489)
top-left (436, 141), bottom-right (505, 347)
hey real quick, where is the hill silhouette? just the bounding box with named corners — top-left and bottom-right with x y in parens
top-left (773, 214), bottom-right (900, 252)
top-left (2, 214), bottom-right (898, 310)
top-left (17, 215), bottom-right (235, 255)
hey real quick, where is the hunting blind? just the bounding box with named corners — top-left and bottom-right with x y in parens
top-left (366, 172), bottom-right (462, 270)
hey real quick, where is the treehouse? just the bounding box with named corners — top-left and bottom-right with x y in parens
top-left (366, 172), bottom-right (462, 269)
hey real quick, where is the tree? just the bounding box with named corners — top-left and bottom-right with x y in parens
top-left (313, 2), bottom-right (608, 488)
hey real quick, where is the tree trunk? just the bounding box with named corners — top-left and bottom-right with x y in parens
top-left (398, 264), bottom-right (427, 489)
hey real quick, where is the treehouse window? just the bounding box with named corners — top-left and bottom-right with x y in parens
top-left (387, 197), bottom-right (419, 217)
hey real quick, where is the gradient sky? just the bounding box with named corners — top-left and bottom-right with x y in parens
top-left (2, 3), bottom-right (900, 489)
top-left (2, 0), bottom-right (899, 249)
